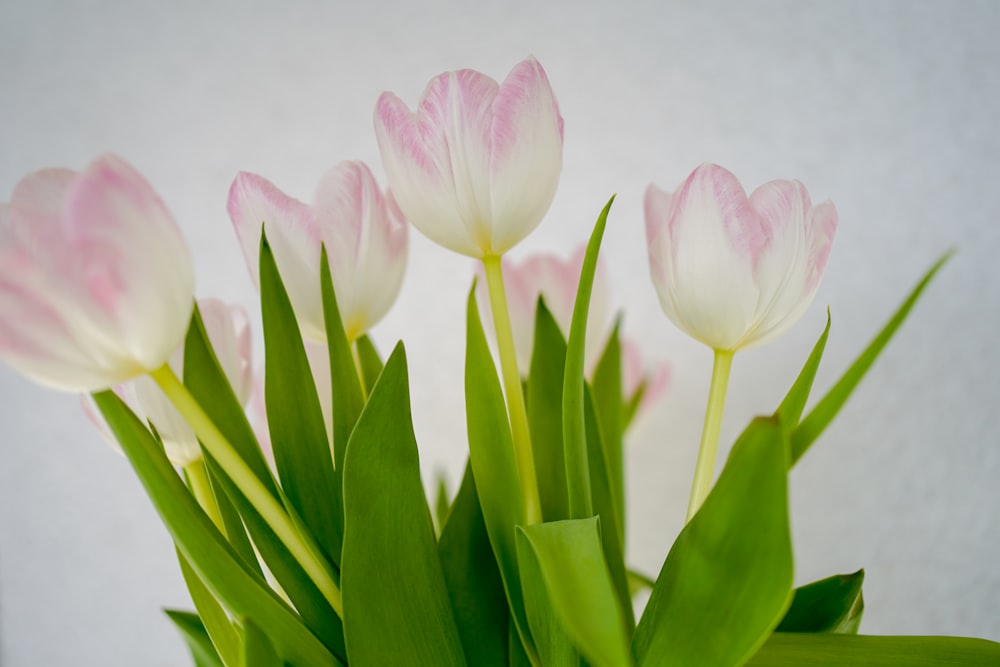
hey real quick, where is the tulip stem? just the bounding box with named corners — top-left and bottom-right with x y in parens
top-left (183, 459), bottom-right (224, 532)
top-left (150, 364), bottom-right (344, 618)
top-left (686, 349), bottom-right (734, 522)
top-left (482, 255), bottom-right (543, 525)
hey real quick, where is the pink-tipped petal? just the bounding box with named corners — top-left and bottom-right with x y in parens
top-left (807, 200), bottom-right (838, 290)
top-left (488, 57), bottom-right (564, 254)
top-left (228, 172), bottom-right (324, 339)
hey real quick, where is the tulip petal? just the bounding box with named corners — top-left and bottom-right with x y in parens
top-left (228, 172), bottom-right (324, 339)
top-left (488, 57), bottom-right (564, 255)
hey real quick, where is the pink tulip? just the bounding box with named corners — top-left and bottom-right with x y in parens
top-left (645, 163), bottom-right (838, 352)
top-left (622, 336), bottom-right (670, 413)
top-left (83, 298), bottom-right (252, 466)
top-left (0, 155), bottom-right (194, 392)
top-left (228, 161), bottom-right (407, 342)
top-left (375, 56), bottom-right (564, 258)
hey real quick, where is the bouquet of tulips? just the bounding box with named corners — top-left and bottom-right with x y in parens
top-left (2, 57), bottom-right (997, 667)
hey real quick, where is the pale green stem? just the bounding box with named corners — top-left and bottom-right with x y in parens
top-left (183, 459), bottom-right (224, 532)
top-left (482, 254), bottom-right (543, 525)
top-left (351, 339), bottom-right (369, 402)
top-left (686, 349), bottom-right (734, 522)
top-left (150, 364), bottom-right (343, 617)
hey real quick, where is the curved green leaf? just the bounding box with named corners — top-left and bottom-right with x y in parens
top-left (776, 570), bottom-right (864, 635)
top-left (165, 610), bottom-right (224, 667)
top-left (518, 517), bottom-right (632, 667)
top-left (774, 311), bottom-right (831, 434)
top-left (355, 335), bottom-right (384, 394)
top-left (341, 344), bottom-right (466, 666)
top-left (439, 462), bottom-right (510, 667)
top-left (633, 417), bottom-right (793, 667)
top-left (747, 633), bottom-right (1000, 665)
top-left (177, 550), bottom-right (240, 667)
top-left (241, 618), bottom-right (283, 667)
top-left (516, 530), bottom-right (579, 667)
top-left (563, 196), bottom-right (615, 519)
top-left (790, 252), bottom-right (952, 465)
top-left (94, 392), bottom-right (339, 666)
top-left (591, 320), bottom-right (625, 536)
top-left (465, 283), bottom-right (536, 663)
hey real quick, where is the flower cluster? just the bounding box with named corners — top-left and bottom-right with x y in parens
top-left (3, 55), bottom-right (979, 667)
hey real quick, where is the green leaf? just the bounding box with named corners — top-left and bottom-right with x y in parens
top-left (774, 310), bottom-right (831, 434)
top-left (259, 232), bottom-right (342, 563)
top-left (591, 320), bottom-right (625, 538)
top-left (177, 550), bottom-right (241, 667)
top-left (516, 529), bottom-right (579, 667)
top-left (633, 417), bottom-right (793, 667)
top-left (776, 570), bottom-right (865, 635)
top-left (626, 569), bottom-right (655, 597)
top-left (518, 517), bottom-right (633, 667)
top-left (563, 195), bottom-right (615, 519)
top-left (341, 344), bottom-right (467, 666)
top-left (433, 471), bottom-right (452, 536)
top-left (465, 283), bottom-right (536, 663)
top-left (165, 610), bottom-right (224, 667)
top-left (319, 245), bottom-right (366, 474)
top-left (585, 386), bottom-right (634, 631)
top-left (790, 252), bottom-right (952, 465)
top-left (241, 618), bottom-right (283, 667)
top-left (525, 299), bottom-right (570, 522)
top-left (355, 334), bottom-right (384, 395)
top-left (747, 633), bottom-right (1000, 665)
top-left (94, 392), bottom-right (339, 667)
top-left (184, 306), bottom-right (345, 660)
top-left (439, 461), bottom-right (510, 667)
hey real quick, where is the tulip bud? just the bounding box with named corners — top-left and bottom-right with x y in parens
top-left (645, 163), bottom-right (837, 352)
top-left (375, 56), bottom-right (563, 258)
top-left (0, 155), bottom-right (194, 392)
top-left (228, 161), bottom-right (407, 342)
top-left (83, 298), bottom-right (252, 467)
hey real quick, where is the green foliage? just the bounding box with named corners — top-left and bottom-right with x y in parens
top-left (438, 463), bottom-right (510, 666)
top-left (747, 633), bottom-right (1000, 665)
top-left (590, 322), bottom-right (625, 539)
top-left (563, 196), bottom-right (615, 519)
top-left (776, 570), bottom-right (865, 635)
top-left (165, 610), bottom-right (224, 667)
top-left (340, 344), bottom-right (466, 666)
top-left (241, 618), bottom-right (283, 667)
top-left (633, 417), bottom-right (793, 667)
top-left (177, 550), bottom-right (240, 667)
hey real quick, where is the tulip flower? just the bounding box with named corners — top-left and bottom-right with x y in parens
top-left (374, 56), bottom-right (564, 259)
top-left (0, 155), bottom-right (194, 392)
top-left (644, 163), bottom-right (838, 520)
top-left (84, 298), bottom-right (253, 467)
top-left (376, 56), bottom-right (563, 525)
top-left (644, 163), bottom-right (837, 353)
top-left (622, 336), bottom-right (670, 417)
top-left (228, 160), bottom-right (407, 342)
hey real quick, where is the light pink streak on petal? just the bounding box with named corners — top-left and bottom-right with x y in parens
top-left (228, 172), bottom-right (318, 289)
top-left (375, 92), bottom-right (481, 257)
top-left (806, 200), bottom-right (838, 291)
top-left (487, 56), bottom-right (564, 254)
top-left (63, 154), bottom-right (194, 371)
top-left (673, 164), bottom-right (764, 258)
top-left (8, 168), bottom-right (77, 250)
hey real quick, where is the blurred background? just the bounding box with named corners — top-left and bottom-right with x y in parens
top-left (1, 0), bottom-right (998, 664)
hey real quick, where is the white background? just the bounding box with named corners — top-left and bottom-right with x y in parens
top-left (1, 1), bottom-right (998, 664)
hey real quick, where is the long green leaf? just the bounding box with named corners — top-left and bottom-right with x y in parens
top-left (774, 311), bottom-right (831, 434)
top-left (591, 320), bottom-right (625, 538)
top-left (259, 232), bottom-right (342, 563)
top-left (241, 618), bottom-right (283, 667)
top-left (776, 570), bottom-right (864, 635)
top-left (585, 386), bottom-right (634, 631)
top-left (516, 530), bottom-right (580, 666)
top-left (465, 283), bottom-right (536, 662)
top-left (518, 517), bottom-right (633, 667)
top-left (341, 344), bottom-right (466, 666)
top-left (563, 196), bottom-right (615, 519)
top-left (439, 461), bottom-right (510, 667)
top-left (790, 252), bottom-right (952, 465)
top-left (94, 392), bottom-right (339, 666)
top-left (355, 334), bottom-right (384, 394)
top-left (633, 417), bottom-right (793, 667)
top-left (177, 550), bottom-right (241, 667)
top-left (747, 633), bottom-right (1000, 665)
top-left (165, 610), bottom-right (224, 667)
top-left (319, 245), bottom-right (366, 473)
top-left (525, 299), bottom-right (570, 522)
